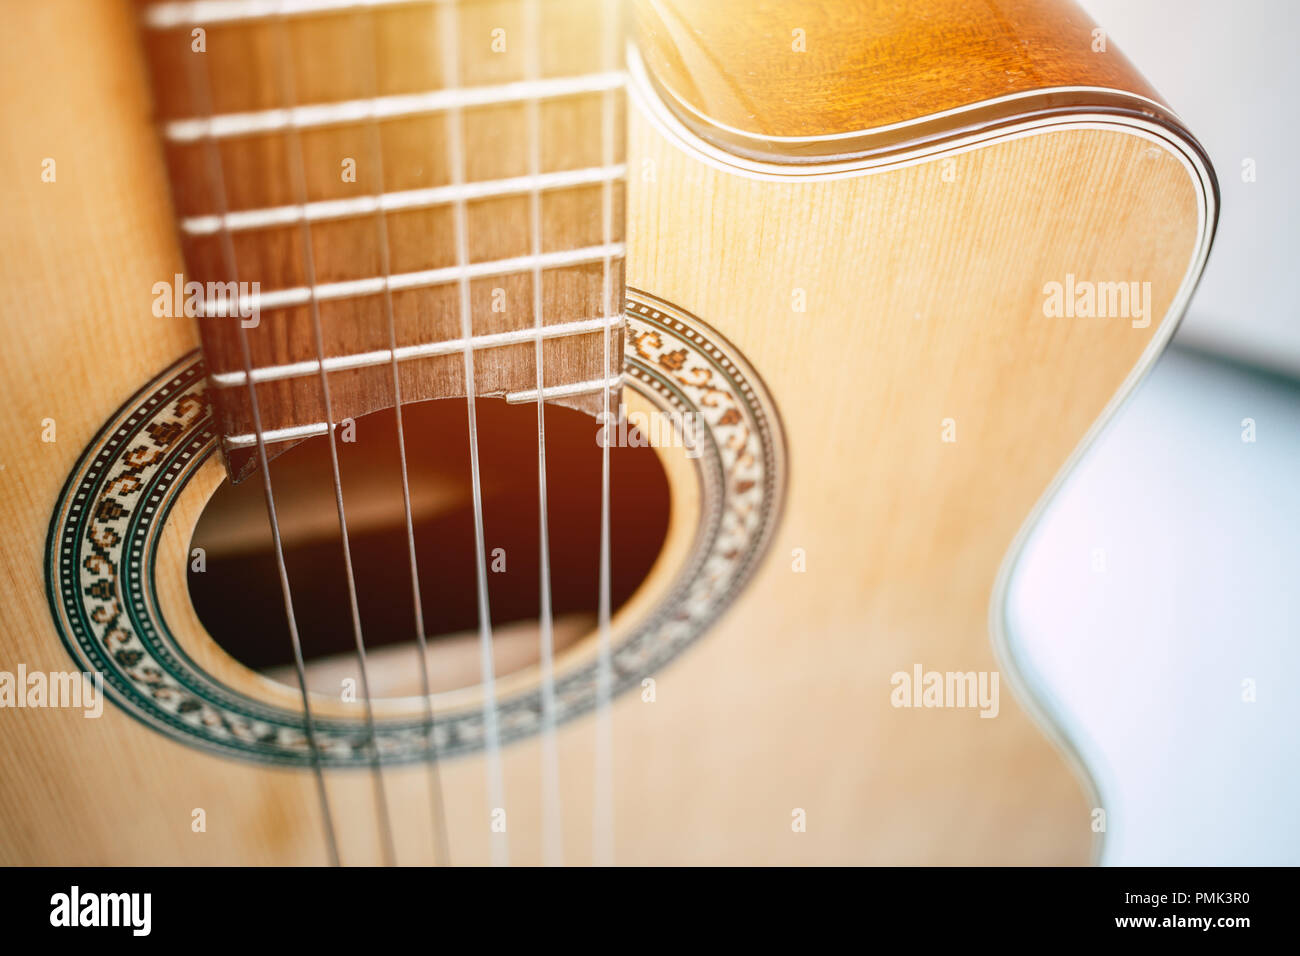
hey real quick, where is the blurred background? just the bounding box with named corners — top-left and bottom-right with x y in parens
top-left (1006, 0), bottom-right (1300, 864)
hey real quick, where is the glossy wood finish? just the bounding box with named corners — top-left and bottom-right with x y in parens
top-left (636, 0), bottom-right (1174, 161)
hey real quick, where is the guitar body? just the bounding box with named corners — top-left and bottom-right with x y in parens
top-left (0, 0), bottom-right (1213, 865)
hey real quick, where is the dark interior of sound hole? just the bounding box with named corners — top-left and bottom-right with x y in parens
top-left (188, 398), bottom-right (671, 698)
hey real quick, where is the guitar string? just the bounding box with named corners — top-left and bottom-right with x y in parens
top-left (180, 23), bottom-right (340, 866)
top-left (181, 0), bottom-right (621, 867)
top-left (354, 6), bottom-right (450, 867)
top-left (436, 0), bottom-right (509, 867)
top-left (271, 5), bottom-right (397, 867)
top-left (524, 0), bottom-right (564, 869)
top-left (593, 0), bottom-right (619, 868)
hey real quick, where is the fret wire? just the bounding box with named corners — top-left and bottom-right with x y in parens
top-left (505, 373), bottom-right (625, 404)
top-left (224, 421), bottom-right (335, 447)
top-left (145, 0), bottom-right (443, 29)
top-left (181, 165), bottom-right (628, 235)
top-left (438, 0), bottom-right (509, 868)
top-left (197, 242), bottom-right (626, 315)
top-left (209, 314), bottom-right (623, 387)
top-left (180, 11), bottom-right (342, 867)
top-left (270, 6), bottom-right (397, 867)
top-left (163, 71), bottom-right (628, 142)
top-left (223, 374), bottom-right (627, 447)
top-left (220, 370), bottom-right (629, 449)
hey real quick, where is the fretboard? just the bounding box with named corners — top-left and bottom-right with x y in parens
top-left (136, 0), bottom-right (628, 479)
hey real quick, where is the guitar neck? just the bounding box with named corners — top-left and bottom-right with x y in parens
top-left (135, 0), bottom-right (628, 479)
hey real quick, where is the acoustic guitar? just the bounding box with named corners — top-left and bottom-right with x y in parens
top-left (0, 0), bottom-right (1216, 865)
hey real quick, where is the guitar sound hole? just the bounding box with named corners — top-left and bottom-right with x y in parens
top-left (188, 398), bottom-right (671, 699)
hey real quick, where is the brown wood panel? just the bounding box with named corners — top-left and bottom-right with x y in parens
top-left (635, 0), bottom-right (1174, 159)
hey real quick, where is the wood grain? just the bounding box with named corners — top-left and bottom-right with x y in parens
top-left (636, 0), bottom-right (1175, 161)
top-left (0, 0), bottom-right (1211, 864)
